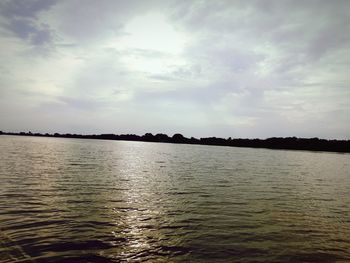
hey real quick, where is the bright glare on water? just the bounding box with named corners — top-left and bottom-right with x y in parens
top-left (0, 135), bottom-right (349, 262)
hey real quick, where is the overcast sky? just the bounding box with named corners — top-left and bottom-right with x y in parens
top-left (0, 0), bottom-right (349, 139)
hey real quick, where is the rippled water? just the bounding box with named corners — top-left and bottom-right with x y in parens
top-left (0, 135), bottom-right (349, 262)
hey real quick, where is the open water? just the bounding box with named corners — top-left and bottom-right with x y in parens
top-left (0, 135), bottom-right (349, 262)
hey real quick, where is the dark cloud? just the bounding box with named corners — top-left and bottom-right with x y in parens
top-left (0, 0), bottom-right (57, 18)
top-left (5, 18), bottom-right (52, 45)
top-left (0, 0), bottom-right (56, 47)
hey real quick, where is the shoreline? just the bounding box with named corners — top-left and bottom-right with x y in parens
top-left (1, 132), bottom-right (349, 153)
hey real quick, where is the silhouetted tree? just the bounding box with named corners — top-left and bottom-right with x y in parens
top-left (172, 133), bottom-right (187, 143)
top-left (142, 133), bottom-right (154, 142)
top-left (155, 133), bottom-right (170, 142)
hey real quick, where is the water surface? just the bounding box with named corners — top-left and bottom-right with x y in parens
top-left (0, 136), bottom-right (349, 262)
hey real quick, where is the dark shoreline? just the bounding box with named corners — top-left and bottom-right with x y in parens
top-left (1, 131), bottom-right (350, 153)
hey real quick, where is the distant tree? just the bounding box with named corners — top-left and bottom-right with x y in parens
top-left (172, 133), bottom-right (187, 143)
top-left (190, 137), bottom-right (199, 144)
top-left (155, 133), bottom-right (170, 142)
top-left (142, 133), bottom-right (155, 141)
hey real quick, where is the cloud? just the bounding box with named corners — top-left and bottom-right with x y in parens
top-left (0, 0), bottom-right (57, 48)
top-left (0, 0), bottom-right (349, 138)
top-left (0, 0), bottom-right (56, 18)
top-left (4, 17), bottom-right (52, 46)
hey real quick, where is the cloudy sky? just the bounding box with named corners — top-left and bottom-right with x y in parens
top-left (0, 0), bottom-right (349, 139)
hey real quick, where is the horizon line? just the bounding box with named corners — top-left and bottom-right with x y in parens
top-left (1, 130), bottom-right (350, 153)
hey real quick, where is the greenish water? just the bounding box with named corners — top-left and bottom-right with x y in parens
top-left (0, 135), bottom-right (349, 262)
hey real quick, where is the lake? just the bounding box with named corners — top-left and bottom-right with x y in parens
top-left (0, 135), bottom-right (349, 262)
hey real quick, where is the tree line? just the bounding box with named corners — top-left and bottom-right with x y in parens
top-left (1, 130), bottom-right (349, 153)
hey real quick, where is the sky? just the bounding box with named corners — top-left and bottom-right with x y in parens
top-left (0, 0), bottom-right (349, 139)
